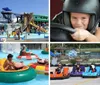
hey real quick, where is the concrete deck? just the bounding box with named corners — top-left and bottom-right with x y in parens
top-left (51, 77), bottom-right (100, 85)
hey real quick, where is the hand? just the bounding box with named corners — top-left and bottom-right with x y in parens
top-left (71, 28), bottom-right (90, 41)
top-left (8, 62), bottom-right (15, 66)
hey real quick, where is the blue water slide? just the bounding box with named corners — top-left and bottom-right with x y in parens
top-left (2, 7), bottom-right (12, 11)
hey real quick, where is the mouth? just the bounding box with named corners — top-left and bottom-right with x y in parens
top-left (74, 26), bottom-right (84, 29)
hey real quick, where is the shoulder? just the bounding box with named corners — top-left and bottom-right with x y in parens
top-left (96, 27), bottom-right (100, 31)
top-left (4, 59), bottom-right (9, 63)
top-left (95, 27), bottom-right (100, 34)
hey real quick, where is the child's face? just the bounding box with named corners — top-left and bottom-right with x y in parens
top-left (76, 65), bottom-right (80, 68)
top-left (8, 57), bottom-right (12, 61)
top-left (70, 13), bottom-right (90, 30)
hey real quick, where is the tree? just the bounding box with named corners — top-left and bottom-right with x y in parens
top-left (70, 59), bottom-right (77, 65)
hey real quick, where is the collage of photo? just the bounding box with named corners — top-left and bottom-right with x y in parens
top-left (0, 0), bottom-right (100, 85)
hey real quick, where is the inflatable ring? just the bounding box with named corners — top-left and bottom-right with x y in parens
top-left (41, 51), bottom-right (48, 54)
top-left (0, 58), bottom-right (36, 83)
top-left (0, 67), bottom-right (37, 83)
top-left (30, 63), bottom-right (49, 75)
top-left (17, 54), bottom-right (39, 60)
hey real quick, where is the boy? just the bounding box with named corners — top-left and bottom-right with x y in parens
top-left (51, 0), bottom-right (100, 42)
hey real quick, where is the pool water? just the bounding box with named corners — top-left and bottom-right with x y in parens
top-left (0, 50), bottom-right (49, 85)
top-left (24, 33), bottom-right (48, 39)
top-left (0, 75), bottom-right (49, 85)
top-left (0, 33), bottom-right (48, 40)
top-left (0, 50), bottom-right (49, 65)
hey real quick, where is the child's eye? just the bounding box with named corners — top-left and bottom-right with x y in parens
top-left (82, 17), bottom-right (86, 19)
top-left (72, 17), bottom-right (77, 19)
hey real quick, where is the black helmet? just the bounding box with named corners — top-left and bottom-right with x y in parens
top-left (63, 0), bottom-right (100, 33)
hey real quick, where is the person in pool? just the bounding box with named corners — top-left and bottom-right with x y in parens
top-left (14, 28), bottom-right (21, 40)
top-left (37, 58), bottom-right (49, 65)
top-left (3, 54), bottom-right (15, 70)
top-left (3, 54), bottom-right (24, 70)
top-left (19, 45), bottom-right (35, 56)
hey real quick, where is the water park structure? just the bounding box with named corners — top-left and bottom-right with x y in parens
top-left (0, 7), bottom-right (49, 42)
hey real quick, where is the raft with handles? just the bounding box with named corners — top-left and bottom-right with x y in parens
top-left (41, 51), bottom-right (48, 54)
top-left (30, 63), bottom-right (49, 75)
top-left (41, 48), bottom-right (49, 54)
top-left (17, 54), bottom-right (39, 60)
top-left (0, 58), bottom-right (37, 83)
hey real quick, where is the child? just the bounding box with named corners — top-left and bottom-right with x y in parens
top-left (89, 64), bottom-right (96, 72)
top-left (55, 63), bottom-right (63, 74)
top-left (14, 28), bottom-right (20, 40)
top-left (3, 54), bottom-right (15, 70)
top-left (51, 0), bottom-right (100, 42)
top-left (37, 58), bottom-right (48, 65)
top-left (75, 64), bottom-right (82, 73)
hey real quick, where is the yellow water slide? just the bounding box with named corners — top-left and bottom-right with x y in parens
top-left (23, 13), bottom-right (47, 33)
top-left (29, 20), bottom-right (47, 33)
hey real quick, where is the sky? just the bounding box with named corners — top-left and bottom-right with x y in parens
top-left (0, 0), bottom-right (48, 15)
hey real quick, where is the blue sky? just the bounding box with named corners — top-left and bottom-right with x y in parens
top-left (0, 0), bottom-right (48, 15)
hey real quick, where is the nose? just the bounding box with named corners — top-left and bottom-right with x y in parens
top-left (76, 19), bottom-right (82, 26)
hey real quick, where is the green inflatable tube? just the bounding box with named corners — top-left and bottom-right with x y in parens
top-left (0, 67), bottom-right (37, 83)
top-left (41, 51), bottom-right (48, 54)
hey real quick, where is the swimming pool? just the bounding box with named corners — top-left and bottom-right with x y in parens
top-left (0, 50), bottom-right (49, 85)
top-left (0, 74), bottom-right (49, 85)
top-left (0, 50), bottom-right (48, 65)
top-left (0, 33), bottom-right (48, 40)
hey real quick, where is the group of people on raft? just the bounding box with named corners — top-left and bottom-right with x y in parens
top-left (51, 63), bottom-right (97, 74)
top-left (0, 45), bottom-right (48, 71)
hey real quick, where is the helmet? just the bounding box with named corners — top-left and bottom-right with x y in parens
top-left (23, 45), bottom-right (26, 47)
top-left (63, 0), bottom-right (100, 33)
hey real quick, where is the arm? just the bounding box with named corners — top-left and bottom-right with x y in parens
top-left (3, 60), bottom-right (15, 70)
top-left (71, 28), bottom-right (100, 42)
top-left (7, 61), bottom-right (15, 66)
top-left (85, 32), bottom-right (99, 42)
top-left (95, 28), bottom-right (100, 41)
top-left (85, 28), bottom-right (100, 42)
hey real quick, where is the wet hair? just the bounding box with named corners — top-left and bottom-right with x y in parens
top-left (7, 54), bottom-right (13, 59)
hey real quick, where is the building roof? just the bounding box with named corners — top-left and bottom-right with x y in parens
top-left (33, 15), bottom-right (48, 22)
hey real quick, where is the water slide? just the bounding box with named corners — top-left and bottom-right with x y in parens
top-left (23, 13), bottom-right (48, 33)
top-left (29, 20), bottom-right (47, 33)
top-left (1, 11), bottom-right (12, 23)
